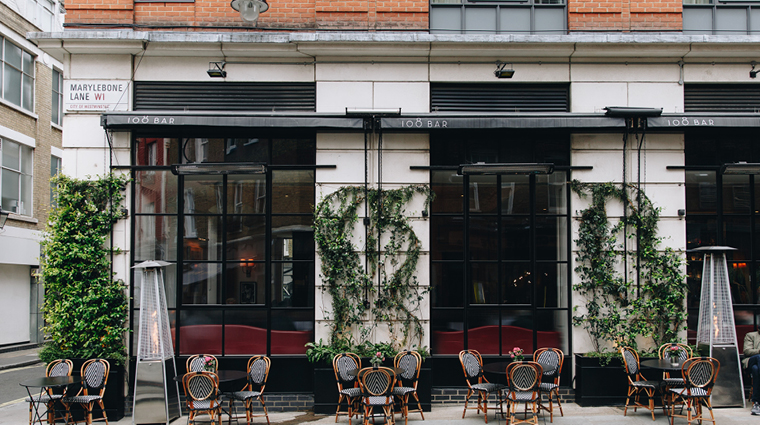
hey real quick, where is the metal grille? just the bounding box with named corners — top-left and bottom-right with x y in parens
top-left (685, 84), bottom-right (760, 113)
top-left (134, 82), bottom-right (316, 111)
top-left (137, 266), bottom-right (174, 360)
top-left (431, 83), bottom-right (569, 112)
top-left (696, 252), bottom-right (738, 346)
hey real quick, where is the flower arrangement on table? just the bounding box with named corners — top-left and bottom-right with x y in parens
top-left (370, 352), bottom-right (385, 368)
top-left (203, 356), bottom-right (217, 372)
top-left (667, 345), bottom-right (681, 365)
top-left (508, 347), bottom-right (524, 362)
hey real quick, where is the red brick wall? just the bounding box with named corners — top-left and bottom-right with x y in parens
top-left (64, 0), bottom-right (428, 30)
top-left (568, 0), bottom-right (682, 32)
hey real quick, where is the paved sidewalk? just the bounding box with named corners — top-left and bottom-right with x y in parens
top-left (0, 346), bottom-right (753, 424)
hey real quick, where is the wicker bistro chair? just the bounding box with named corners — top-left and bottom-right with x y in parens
top-left (25, 359), bottom-right (74, 425)
top-left (392, 350), bottom-right (425, 425)
top-left (227, 356), bottom-right (271, 425)
top-left (658, 343), bottom-right (693, 409)
top-left (503, 361), bottom-right (543, 425)
top-left (182, 371), bottom-right (223, 425)
top-left (621, 347), bottom-right (658, 421)
top-left (533, 348), bottom-right (564, 422)
top-left (62, 359), bottom-right (110, 425)
top-left (358, 367), bottom-right (396, 425)
top-left (668, 357), bottom-right (720, 425)
top-left (333, 353), bottom-right (362, 425)
top-left (187, 354), bottom-right (219, 373)
top-left (458, 350), bottom-right (505, 424)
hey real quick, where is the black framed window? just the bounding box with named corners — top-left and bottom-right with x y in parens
top-left (131, 135), bottom-right (315, 357)
top-left (429, 131), bottom-right (571, 361)
top-left (685, 131), bottom-right (760, 347)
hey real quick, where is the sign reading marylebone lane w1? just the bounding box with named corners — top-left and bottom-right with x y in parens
top-left (65, 80), bottom-right (129, 112)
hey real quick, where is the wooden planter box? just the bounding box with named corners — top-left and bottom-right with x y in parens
top-left (574, 353), bottom-right (661, 407)
top-left (313, 358), bottom-right (431, 414)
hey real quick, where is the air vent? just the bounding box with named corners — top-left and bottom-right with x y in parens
top-left (134, 82), bottom-right (316, 111)
top-left (431, 83), bottom-right (569, 112)
top-left (685, 84), bottom-right (760, 113)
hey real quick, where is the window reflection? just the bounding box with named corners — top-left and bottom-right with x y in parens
top-left (182, 263), bottom-right (222, 304)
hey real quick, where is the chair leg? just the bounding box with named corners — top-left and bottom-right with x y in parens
top-left (482, 391), bottom-right (489, 424)
top-left (463, 389), bottom-right (473, 418)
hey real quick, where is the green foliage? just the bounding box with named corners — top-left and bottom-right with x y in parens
top-left (571, 180), bottom-right (688, 354)
top-left (312, 185), bottom-right (434, 358)
top-left (305, 339), bottom-right (429, 364)
top-left (39, 173), bottom-right (130, 365)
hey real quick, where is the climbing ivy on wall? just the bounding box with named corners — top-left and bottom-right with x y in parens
top-left (572, 180), bottom-right (688, 353)
top-left (312, 185), bottom-right (434, 356)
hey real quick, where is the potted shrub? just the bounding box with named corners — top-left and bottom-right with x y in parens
top-left (571, 181), bottom-right (688, 406)
top-left (39, 173), bottom-right (130, 420)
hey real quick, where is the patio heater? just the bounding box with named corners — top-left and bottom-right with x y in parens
top-left (693, 246), bottom-right (745, 407)
top-left (132, 261), bottom-right (181, 424)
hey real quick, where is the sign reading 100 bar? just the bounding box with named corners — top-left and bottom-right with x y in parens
top-left (64, 79), bottom-right (129, 112)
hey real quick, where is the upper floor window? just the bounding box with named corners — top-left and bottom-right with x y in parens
top-left (1, 139), bottom-right (33, 216)
top-left (2, 38), bottom-right (35, 112)
top-left (52, 68), bottom-right (63, 125)
top-left (683, 0), bottom-right (760, 34)
top-left (430, 0), bottom-right (566, 34)
top-left (50, 154), bottom-right (61, 207)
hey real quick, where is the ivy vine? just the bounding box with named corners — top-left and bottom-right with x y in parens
top-left (312, 185), bottom-right (434, 356)
top-left (39, 173), bottom-right (130, 365)
top-left (572, 180), bottom-right (687, 354)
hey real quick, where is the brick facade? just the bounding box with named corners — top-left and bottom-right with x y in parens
top-left (568, 0), bottom-right (682, 32)
top-left (65, 0), bottom-right (428, 30)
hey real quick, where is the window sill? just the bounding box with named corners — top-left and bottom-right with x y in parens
top-left (51, 122), bottom-right (63, 132)
top-left (8, 214), bottom-right (38, 224)
top-left (0, 98), bottom-right (37, 120)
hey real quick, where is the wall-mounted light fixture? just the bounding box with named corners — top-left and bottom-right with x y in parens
top-left (458, 163), bottom-right (554, 175)
top-left (207, 62), bottom-right (227, 78)
top-left (171, 162), bottom-right (266, 175)
top-left (241, 258), bottom-right (256, 277)
top-left (721, 162), bottom-right (760, 175)
top-left (230, 0), bottom-right (269, 24)
top-left (494, 62), bottom-right (515, 79)
top-left (0, 206), bottom-right (9, 229)
top-left (751, 61), bottom-right (758, 79)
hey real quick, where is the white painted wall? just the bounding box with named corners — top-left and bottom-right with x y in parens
top-left (0, 264), bottom-right (31, 344)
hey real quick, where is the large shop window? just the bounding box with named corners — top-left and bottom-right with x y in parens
top-left (429, 132), bottom-right (571, 359)
top-left (1, 38), bottom-right (34, 111)
top-left (1, 139), bottom-right (33, 216)
top-left (131, 136), bottom-right (315, 356)
top-left (430, 0), bottom-right (566, 34)
top-left (685, 132), bottom-right (760, 350)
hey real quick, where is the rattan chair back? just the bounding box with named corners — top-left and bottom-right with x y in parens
top-left (506, 361), bottom-right (542, 394)
top-left (459, 349), bottom-right (484, 384)
top-left (246, 355), bottom-right (270, 391)
top-left (81, 359), bottom-right (109, 396)
top-left (621, 347), bottom-right (642, 379)
top-left (360, 367), bottom-right (395, 397)
top-left (187, 354), bottom-right (218, 373)
top-left (333, 352), bottom-right (360, 387)
top-left (682, 357), bottom-right (720, 394)
top-left (394, 350), bottom-right (421, 384)
top-left (533, 348), bottom-right (563, 382)
top-left (47, 359), bottom-right (73, 378)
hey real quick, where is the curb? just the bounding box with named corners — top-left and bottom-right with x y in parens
top-left (0, 359), bottom-right (42, 371)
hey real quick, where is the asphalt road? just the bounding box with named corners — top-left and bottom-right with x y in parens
top-left (0, 364), bottom-right (46, 408)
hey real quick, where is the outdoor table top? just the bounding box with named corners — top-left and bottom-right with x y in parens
top-left (173, 370), bottom-right (247, 383)
top-left (641, 358), bottom-right (685, 372)
top-left (348, 366), bottom-right (405, 377)
top-left (482, 360), bottom-right (557, 375)
top-left (20, 376), bottom-right (83, 389)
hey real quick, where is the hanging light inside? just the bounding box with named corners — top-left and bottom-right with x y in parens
top-left (231, 0), bottom-right (269, 24)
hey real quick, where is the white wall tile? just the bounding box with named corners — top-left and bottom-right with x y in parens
top-left (316, 63), bottom-right (428, 82)
top-left (374, 83), bottom-right (429, 113)
top-left (628, 82), bottom-right (683, 113)
top-left (316, 82), bottom-right (373, 113)
top-left (571, 83), bottom-right (627, 112)
top-left (571, 63), bottom-right (679, 83)
top-left (69, 54), bottom-right (133, 79)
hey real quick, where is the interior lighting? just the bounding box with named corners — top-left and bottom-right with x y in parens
top-left (721, 162), bottom-right (760, 175)
top-left (171, 163), bottom-right (266, 175)
top-left (458, 163), bottom-right (554, 175)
